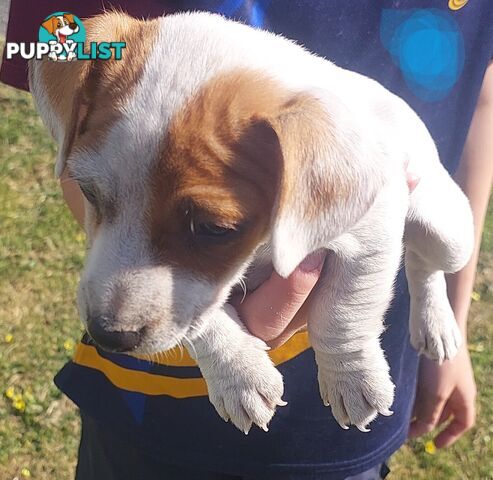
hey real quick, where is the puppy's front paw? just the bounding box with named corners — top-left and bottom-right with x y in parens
top-left (316, 351), bottom-right (395, 432)
top-left (410, 305), bottom-right (462, 363)
top-left (200, 338), bottom-right (285, 434)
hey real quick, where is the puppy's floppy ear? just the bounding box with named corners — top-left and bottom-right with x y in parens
top-left (41, 16), bottom-right (58, 35)
top-left (191, 72), bottom-right (386, 277)
top-left (29, 53), bottom-right (90, 176)
top-left (267, 91), bottom-right (386, 277)
top-left (29, 11), bottom-right (156, 177)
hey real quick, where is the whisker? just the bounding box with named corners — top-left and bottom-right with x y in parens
top-left (187, 323), bottom-right (206, 342)
top-left (238, 277), bottom-right (248, 303)
top-left (177, 340), bottom-right (185, 361)
top-left (163, 349), bottom-right (170, 363)
top-left (154, 350), bottom-right (163, 364)
top-left (182, 336), bottom-right (198, 361)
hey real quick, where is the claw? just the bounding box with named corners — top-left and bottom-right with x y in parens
top-left (357, 425), bottom-right (371, 433)
top-left (381, 409), bottom-right (393, 417)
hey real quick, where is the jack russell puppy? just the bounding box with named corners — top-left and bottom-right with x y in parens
top-left (29, 11), bottom-right (473, 434)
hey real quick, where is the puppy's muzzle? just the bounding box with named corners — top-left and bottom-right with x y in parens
top-left (87, 316), bottom-right (144, 352)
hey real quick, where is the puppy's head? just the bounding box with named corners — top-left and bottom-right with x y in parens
top-left (42, 14), bottom-right (79, 37)
top-left (30, 12), bottom-right (381, 354)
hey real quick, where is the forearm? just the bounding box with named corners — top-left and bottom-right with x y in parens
top-left (447, 62), bottom-right (493, 337)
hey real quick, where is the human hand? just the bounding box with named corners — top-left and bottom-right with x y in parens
top-left (409, 345), bottom-right (477, 448)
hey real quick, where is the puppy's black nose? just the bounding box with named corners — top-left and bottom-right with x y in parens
top-left (69, 22), bottom-right (78, 30)
top-left (87, 318), bottom-right (142, 353)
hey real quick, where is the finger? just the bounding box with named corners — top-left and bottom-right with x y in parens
top-left (237, 251), bottom-right (326, 342)
top-left (434, 405), bottom-right (475, 449)
top-left (408, 394), bottom-right (447, 439)
top-left (265, 309), bottom-right (308, 348)
top-left (438, 403), bottom-right (452, 425)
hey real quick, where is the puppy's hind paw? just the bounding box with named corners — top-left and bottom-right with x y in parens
top-left (316, 352), bottom-right (395, 432)
top-left (410, 306), bottom-right (462, 363)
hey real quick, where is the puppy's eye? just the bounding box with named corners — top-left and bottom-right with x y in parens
top-left (185, 207), bottom-right (241, 242)
top-left (79, 184), bottom-right (98, 206)
top-left (194, 222), bottom-right (235, 237)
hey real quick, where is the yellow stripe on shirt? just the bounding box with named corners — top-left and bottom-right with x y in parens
top-left (74, 344), bottom-right (209, 397)
top-left (131, 330), bottom-right (310, 366)
top-left (73, 331), bottom-right (311, 398)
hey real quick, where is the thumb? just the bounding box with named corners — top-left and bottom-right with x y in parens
top-left (237, 251), bottom-right (326, 342)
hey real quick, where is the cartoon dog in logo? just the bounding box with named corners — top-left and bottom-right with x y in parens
top-left (41, 13), bottom-right (80, 61)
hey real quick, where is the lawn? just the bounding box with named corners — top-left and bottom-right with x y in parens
top-left (0, 72), bottom-right (492, 480)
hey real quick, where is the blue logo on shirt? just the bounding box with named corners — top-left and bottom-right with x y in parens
top-left (380, 9), bottom-right (465, 102)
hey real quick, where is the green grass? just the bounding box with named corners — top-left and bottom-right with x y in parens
top-left (0, 78), bottom-right (84, 479)
top-left (0, 71), bottom-right (492, 480)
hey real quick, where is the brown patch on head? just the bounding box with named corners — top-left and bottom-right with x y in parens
top-left (150, 71), bottom-right (284, 279)
top-left (30, 11), bottom-right (159, 174)
top-left (150, 70), bottom-right (337, 281)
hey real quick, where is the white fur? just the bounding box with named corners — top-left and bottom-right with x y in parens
top-left (30, 12), bottom-right (474, 433)
top-left (189, 304), bottom-right (285, 434)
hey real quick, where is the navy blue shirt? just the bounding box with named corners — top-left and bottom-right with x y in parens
top-left (2, 1), bottom-right (493, 478)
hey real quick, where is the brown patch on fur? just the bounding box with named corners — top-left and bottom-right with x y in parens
top-left (150, 70), bottom-right (338, 280)
top-left (271, 94), bottom-right (344, 220)
top-left (32, 11), bottom-right (159, 171)
top-left (150, 72), bottom-right (283, 279)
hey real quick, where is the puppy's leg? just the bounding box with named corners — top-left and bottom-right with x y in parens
top-left (405, 250), bottom-right (462, 362)
top-left (188, 305), bottom-right (285, 434)
top-left (405, 167), bottom-right (473, 362)
top-left (309, 181), bottom-right (407, 431)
